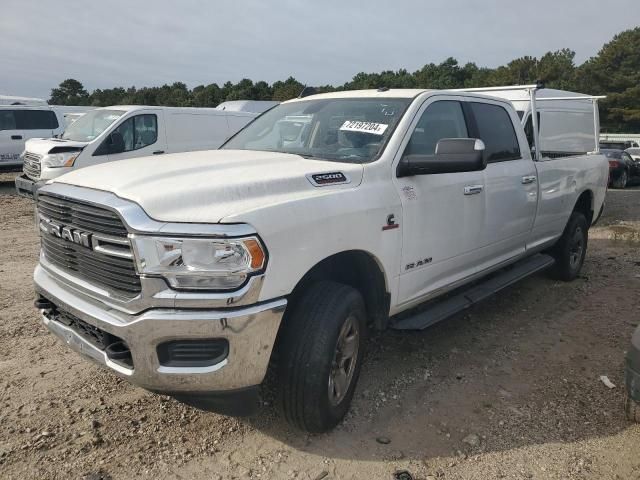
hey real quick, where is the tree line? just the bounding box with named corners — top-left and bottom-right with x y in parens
top-left (50, 28), bottom-right (640, 133)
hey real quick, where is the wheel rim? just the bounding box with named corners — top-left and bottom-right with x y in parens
top-left (569, 226), bottom-right (584, 270)
top-left (328, 314), bottom-right (360, 406)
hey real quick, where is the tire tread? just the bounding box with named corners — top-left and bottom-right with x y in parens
top-left (278, 281), bottom-right (365, 432)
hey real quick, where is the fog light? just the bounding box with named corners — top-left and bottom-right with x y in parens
top-left (157, 339), bottom-right (229, 368)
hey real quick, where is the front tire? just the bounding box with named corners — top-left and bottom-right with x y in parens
top-left (549, 211), bottom-right (588, 281)
top-left (277, 281), bottom-right (367, 433)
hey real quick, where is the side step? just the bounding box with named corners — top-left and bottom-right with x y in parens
top-left (390, 254), bottom-right (555, 331)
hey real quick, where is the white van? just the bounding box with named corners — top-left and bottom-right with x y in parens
top-left (15, 105), bottom-right (263, 196)
top-left (457, 87), bottom-right (601, 157)
top-left (51, 106), bottom-right (96, 127)
top-left (0, 105), bottom-right (65, 170)
top-left (216, 100), bottom-right (279, 113)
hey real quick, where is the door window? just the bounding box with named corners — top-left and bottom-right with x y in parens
top-left (468, 102), bottom-right (521, 162)
top-left (0, 110), bottom-right (16, 130)
top-left (404, 101), bottom-right (468, 156)
top-left (15, 110), bottom-right (59, 130)
top-left (112, 114), bottom-right (158, 152)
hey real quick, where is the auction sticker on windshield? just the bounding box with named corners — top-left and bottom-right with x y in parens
top-left (340, 121), bottom-right (388, 135)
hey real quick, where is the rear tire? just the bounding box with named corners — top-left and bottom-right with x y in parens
top-left (277, 281), bottom-right (367, 433)
top-left (625, 393), bottom-right (640, 423)
top-left (549, 211), bottom-right (588, 281)
top-left (612, 170), bottom-right (628, 189)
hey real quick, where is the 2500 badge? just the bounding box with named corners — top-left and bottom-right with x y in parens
top-left (307, 172), bottom-right (351, 187)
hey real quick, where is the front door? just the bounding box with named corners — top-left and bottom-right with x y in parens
top-left (106, 111), bottom-right (166, 164)
top-left (394, 97), bottom-right (486, 308)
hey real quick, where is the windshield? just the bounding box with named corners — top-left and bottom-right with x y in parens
top-left (62, 109), bottom-right (126, 142)
top-left (222, 98), bottom-right (412, 163)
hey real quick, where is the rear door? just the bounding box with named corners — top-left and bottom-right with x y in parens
top-left (0, 109), bottom-right (23, 166)
top-left (464, 100), bottom-right (538, 269)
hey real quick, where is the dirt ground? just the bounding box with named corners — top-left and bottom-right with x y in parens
top-left (1, 171), bottom-right (639, 480)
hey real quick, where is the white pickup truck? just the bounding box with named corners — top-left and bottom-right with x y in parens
top-left (32, 86), bottom-right (608, 433)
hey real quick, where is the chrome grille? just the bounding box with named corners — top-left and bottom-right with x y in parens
top-left (37, 194), bottom-right (141, 296)
top-left (38, 194), bottom-right (129, 236)
top-left (23, 152), bottom-right (42, 180)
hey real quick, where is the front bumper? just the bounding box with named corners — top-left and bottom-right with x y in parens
top-left (626, 325), bottom-right (640, 403)
top-left (34, 264), bottom-right (286, 395)
top-left (15, 174), bottom-right (42, 198)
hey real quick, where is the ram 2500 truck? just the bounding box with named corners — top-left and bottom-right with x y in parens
top-left (32, 87), bottom-right (608, 433)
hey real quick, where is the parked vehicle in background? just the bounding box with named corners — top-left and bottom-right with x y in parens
top-left (603, 149), bottom-right (639, 188)
top-left (626, 147), bottom-right (640, 161)
top-left (15, 105), bottom-right (263, 197)
top-left (51, 106), bottom-right (96, 127)
top-left (457, 87), bottom-right (601, 157)
top-left (62, 112), bottom-right (86, 126)
top-left (625, 325), bottom-right (640, 423)
top-left (31, 86), bottom-right (607, 433)
top-left (215, 100), bottom-right (279, 113)
top-left (0, 95), bottom-right (48, 106)
top-left (600, 140), bottom-right (639, 150)
top-left (0, 105), bottom-right (64, 171)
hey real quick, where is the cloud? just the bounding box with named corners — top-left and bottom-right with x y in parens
top-left (1, 0), bottom-right (638, 98)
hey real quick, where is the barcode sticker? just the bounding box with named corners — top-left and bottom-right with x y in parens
top-left (339, 121), bottom-right (388, 135)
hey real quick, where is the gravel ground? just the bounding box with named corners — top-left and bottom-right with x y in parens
top-left (0, 176), bottom-right (639, 480)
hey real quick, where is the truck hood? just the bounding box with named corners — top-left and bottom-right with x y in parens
top-left (25, 137), bottom-right (89, 155)
top-left (52, 150), bottom-right (364, 223)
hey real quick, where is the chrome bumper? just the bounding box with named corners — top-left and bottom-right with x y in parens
top-left (15, 174), bottom-right (40, 199)
top-left (34, 264), bottom-right (286, 393)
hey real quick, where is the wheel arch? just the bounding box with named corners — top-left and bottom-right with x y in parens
top-left (573, 189), bottom-right (595, 226)
top-left (285, 250), bottom-right (391, 331)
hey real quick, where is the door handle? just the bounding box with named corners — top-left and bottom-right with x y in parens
top-left (11, 135), bottom-right (22, 140)
top-left (152, 150), bottom-right (165, 155)
top-left (522, 175), bottom-right (537, 185)
top-left (463, 185), bottom-right (484, 195)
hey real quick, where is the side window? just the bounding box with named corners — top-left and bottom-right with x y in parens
top-left (404, 101), bottom-right (468, 156)
top-left (469, 102), bottom-right (521, 162)
top-left (133, 114), bottom-right (158, 149)
top-left (114, 117), bottom-right (135, 151)
top-left (15, 110), bottom-right (59, 130)
top-left (0, 110), bottom-right (16, 130)
top-left (112, 114), bottom-right (157, 152)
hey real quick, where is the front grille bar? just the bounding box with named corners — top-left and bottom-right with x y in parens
top-left (37, 193), bottom-right (141, 296)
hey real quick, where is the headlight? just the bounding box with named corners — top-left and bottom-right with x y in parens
top-left (131, 235), bottom-right (266, 290)
top-left (42, 152), bottom-right (80, 168)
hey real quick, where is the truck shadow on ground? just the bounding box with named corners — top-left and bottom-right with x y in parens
top-left (0, 179), bottom-right (17, 195)
top-left (247, 236), bottom-right (639, 461)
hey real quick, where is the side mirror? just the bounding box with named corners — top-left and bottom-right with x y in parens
top-left (108, 132), bottom-right (125, 154)
top-left (397, 138), bottom-right (486, 177)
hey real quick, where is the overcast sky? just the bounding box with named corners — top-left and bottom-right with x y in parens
top-left (2, 0), bottom-right (639, 99)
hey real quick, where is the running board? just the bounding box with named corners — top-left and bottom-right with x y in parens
top-left (390, 254), bottom-right (555, 331)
